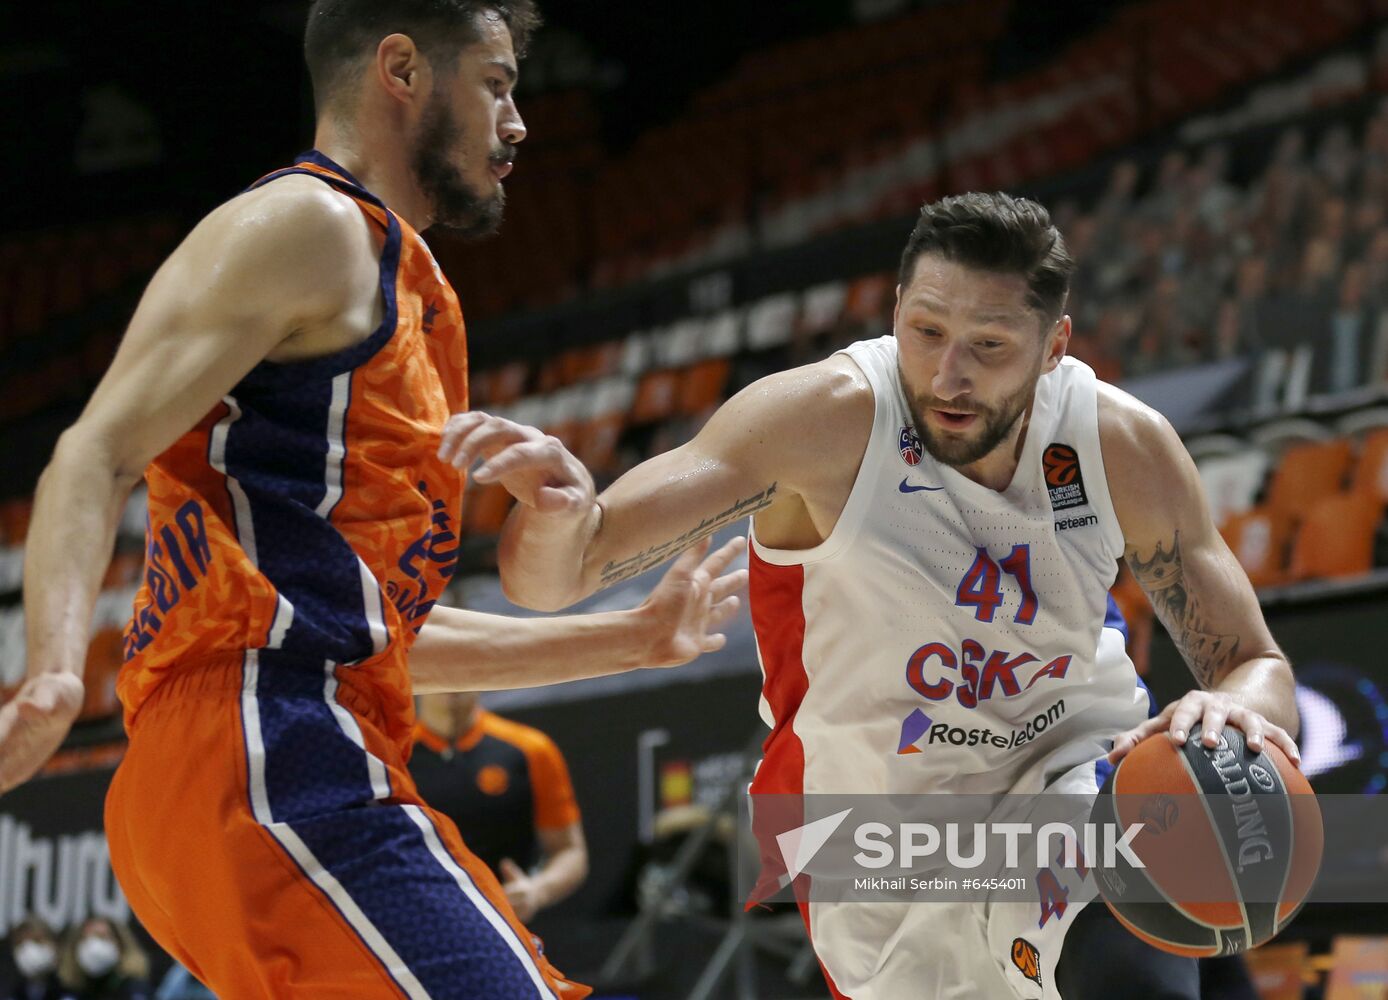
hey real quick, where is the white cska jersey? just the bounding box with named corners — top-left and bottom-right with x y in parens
top-left (749, 336), bottom-right (1148, 802)
top-left (747, 337), bottom-right (1153, 999)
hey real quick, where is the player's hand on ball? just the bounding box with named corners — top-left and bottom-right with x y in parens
top-left (638, 536), bottom-right (748, 668)
top-left (1106, 689), bottom-right (1301, 768)
top-left (0, 671), bottom-right (85, 794)
top-left (498, 858), bottom-right (543, 923)
top-left (438, 411), bottom-right (595, 518)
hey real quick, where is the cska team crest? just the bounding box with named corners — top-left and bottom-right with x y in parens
top-left (899, 425), bottom-right (923, 466)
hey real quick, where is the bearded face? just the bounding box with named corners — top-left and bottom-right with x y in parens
top-left (410, 92), bottom-right (509, 239)
top-left (903, 377), bottom-right (1036, 468)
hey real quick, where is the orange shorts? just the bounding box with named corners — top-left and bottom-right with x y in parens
top-left (104, 651), bottom-right (589, 999)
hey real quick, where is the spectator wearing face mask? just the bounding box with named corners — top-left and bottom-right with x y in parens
top-left (55, 920), bottom-right (148, 1000)
top-left (5, 918), bottom-right (74, 1000)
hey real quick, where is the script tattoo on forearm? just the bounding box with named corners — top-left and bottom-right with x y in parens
top-left (1125, 530), bottom-right (1240, 689)
top-left (598, 483), bottom-right (779, 587)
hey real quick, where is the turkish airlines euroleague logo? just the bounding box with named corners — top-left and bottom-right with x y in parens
top-left (1042, 443), bottom-right (1088, 512)
top-left (1011, 937), bottom-right (1042, 988)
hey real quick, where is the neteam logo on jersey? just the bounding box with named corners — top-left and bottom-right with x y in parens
top-left (899, 425), bottom-right (923, 466)
top-left (1043, 443), bottom-right (1089, 512)
top-left (896, 699), bottom-right (1067, 755)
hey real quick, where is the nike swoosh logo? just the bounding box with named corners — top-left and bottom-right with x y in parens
top-left (899, 477), bottom-right (944, 494)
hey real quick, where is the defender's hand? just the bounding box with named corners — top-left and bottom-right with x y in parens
top-left (438, 411), bottom-right (595, 517)
top-left (1106, 690), bottom-right (1301, 768)
top-left (637, 536), bottom-right (748, 668)
top-left (0, 672), bottom-right (85, 794)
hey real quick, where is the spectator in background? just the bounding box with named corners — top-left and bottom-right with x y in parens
top-left (1332, 263), bottom-right (1372, 393)
top-left (150, 963), bottom-right (212, 1000)
top-left (5, 918), bottom-right (73, 1000)
top-left (56, 919), bottom-right (148, 1000)
top-left (410, 692), bottom-right (588, 923)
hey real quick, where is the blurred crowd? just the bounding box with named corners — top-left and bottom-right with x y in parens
top-left (1061, 101), bottom-right (1388, 386)
top-left (5, 917), bottom-right (151, 1000)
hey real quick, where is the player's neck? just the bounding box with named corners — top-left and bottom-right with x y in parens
top-left (312, 122), bottom-right (433, 232)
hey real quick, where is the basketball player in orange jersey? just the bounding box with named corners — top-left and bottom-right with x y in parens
top-left (438, 193), bottom-right (1302, 998)
top-left (0, 2), bottom-right (748, 997)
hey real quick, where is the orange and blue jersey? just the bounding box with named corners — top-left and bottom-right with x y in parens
top-left (104, 152), bottom-right (586, 998)
top-left (119, 150), bottom-right (469, 757)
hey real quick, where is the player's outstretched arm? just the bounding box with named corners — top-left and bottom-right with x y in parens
top-left (409, 536), bottom-right (748, 692)
top-left (0, 182), bottom-right (371, 794)
top-left (437, 356), bottom-right (869, 611)
top-left (1098, 385), bottom-right (1300, 767)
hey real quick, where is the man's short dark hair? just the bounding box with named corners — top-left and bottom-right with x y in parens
top-left (304, 0), bottom-right (541, 112)
top-left (898, 192), bottom-right (1074, 322)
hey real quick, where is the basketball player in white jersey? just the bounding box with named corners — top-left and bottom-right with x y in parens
top-left (438, 192), bottom-right (1301, 998)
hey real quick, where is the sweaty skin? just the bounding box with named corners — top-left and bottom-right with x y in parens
top-left (442, 254), bottom-right (1299, 765)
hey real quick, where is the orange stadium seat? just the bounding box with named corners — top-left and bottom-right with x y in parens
top-left (1287, 491), bottom-right (1384, 582)
top-left (1220, 506), bottom-right (1292, 588)
top-left (630, 369), bottom-right (681, 425)
top-left (1263, 438), bottom-right (1354, 523)
top-left (462, 482), bottom-right (515, 537)
top-left (80, 627), bottom-right (126, 721)
top-left (842, 273), bottom-right (894, 328)
top-left (103, 551), bottom-right (144, 589)
top-left (576, 413), bottom-right (626, 474)
top-left (678, 359), bottom-right (731, 416)
top-left (0, 497), bottom-right (33, 545)
top-left (1325, 936), bottom-right (1388, 999)
top-left (1242, 940), bottom-right (1309, 1000)
top-left (1351, 427), bottom-right (1388, 503)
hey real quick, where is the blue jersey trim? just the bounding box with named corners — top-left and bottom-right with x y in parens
top-left (1103, 594), bottom-right (1129, 644)
top-left (222, 383), bottom-right (378, 661)
top-left (236, 152), bottom-right (404, 390)
top-left (248, 650), bottom-right (553, 997)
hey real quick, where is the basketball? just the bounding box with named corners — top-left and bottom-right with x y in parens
top-left (1089, 725), bottom-right (1323, 957)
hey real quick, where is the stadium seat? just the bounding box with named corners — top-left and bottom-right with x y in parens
top-left (80, 627), bottom-right (126, 721)
top-left (1220, 506), bottom-right (1292, 588)
top-left (678, 359), bottom-right (731, 416)
top-left (1325, 935), bottom-right (1388, 999)
top-left (576, 413), bottom-right (626, 473)
top-left (744, 293), bottom-right (798, 351)
top-left (799, 281), bottom-right (848, 336)
top-left (1351, 427), bottom-right (1388, 504)
top-left (1197, 451), bottom-right (1270, 529)
top-left (630, 369), bottom-right (681, 424)
top-left (1287, 491), bottom-right (1384, 582)
top-left (702, 310), bottom-right (743, 359)
top-left (102, 551), bottom-right (144, 589)
top-left (1263, 438), bottom-right (1355, 523)
top-left (842, 273), bottom-right (893, 329)
top-left (0, 497), bottom-right (33, 545)
top-left (462, 482), bottom-right (515, 537)
top-left (1241, 940), bottom-right (1308, 1000)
